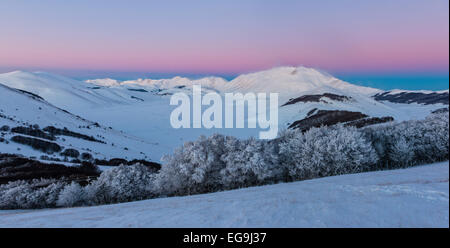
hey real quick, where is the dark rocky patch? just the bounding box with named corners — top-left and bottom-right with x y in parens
top-left (43, 126), bottom-right (104, 143)
top-left (289, 110), bottom-right (368, 131)
top-left (131, 95), bottom-right (144, 101)
top-left (11, 126), bottom-right (55, 141)
top-left (109, 158), bottom-right (128, 166)
top-left (0, 154), bottom-right (99, 185)
top-left (94, 158), bottom-right (127, 166)
top-left (127, 88), bottom-right (148, 92)
top-left (373, 91), bottom-right (449, 105)
top-left (16, 89), bottom-right (44, 101)
top-left (306, 108), bottom-right (318, 117)
top-left (93, 158), bottom-right (161, 171)
top-left (157, 92), bottom-right (172, 96)
top-left (127, 159), bottom-right (161, 172)
top-left (11, 136), bottom-right (62, 153)
top-left (431, 107), bottom-right (449, 114)
top-left (345, 116), bottom-right (394, 128)
top-left (282, 93), bottom-right (352, 106)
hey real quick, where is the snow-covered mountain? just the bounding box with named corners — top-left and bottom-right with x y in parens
top-left (84, 67), bottom-right (448, 126)
top-left (85, 66), bottom-right (381, 100)
top-left (222, 66), bottom-right (381, 97)
top-left (0, 66), bottom-right (447, 161)
top-left (0, 83), bottom-right (164, 163)
top-left (0, 70), bottom-right (164, 111)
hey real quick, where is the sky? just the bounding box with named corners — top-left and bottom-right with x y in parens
top-left (0, 0), bottom-right (448, 90)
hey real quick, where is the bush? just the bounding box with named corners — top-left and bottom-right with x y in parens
top-left (61, 148), bottom-right (80, 158)
top-left (81, 152), bottom-right (93, 161)
top-left (0, 125), bottom-right (9, 132)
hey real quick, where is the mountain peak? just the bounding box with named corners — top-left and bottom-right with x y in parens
top-left (223, 65), bottom-right (381, 97)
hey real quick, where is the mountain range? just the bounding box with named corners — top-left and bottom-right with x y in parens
top-left (0, 66), bottom-right (448, 164)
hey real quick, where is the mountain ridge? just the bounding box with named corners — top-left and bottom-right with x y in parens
top-left (84, 66), bottom-right (385, 98)
top-left (0, 66), bottom-right (448, 163)
top-left (2, 67), bottom-right (447, 101)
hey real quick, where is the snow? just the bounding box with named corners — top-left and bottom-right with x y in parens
top-left (85, 66), bottom-right (381, 101)
top-left (0, 161), bottom-right (447, 228)
top-left (223, 66), bottom-right (382, 97)
top-left (0, 83), bottom-right (164, 162)
top-left (0, 67), bottom-right (447, 161)
top-left (85, 78), bottom-right (120, 87)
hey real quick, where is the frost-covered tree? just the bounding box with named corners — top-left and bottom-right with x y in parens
top-left (279, 125), bottom-right (378, 180)
top-left (220, 137), bottom-right (283, 189)
top-left (0, 181), bottom-right (33, 209)
top-left (0, 179), bottom-right (66, 209)
top-left (155, 134), bottom-right (227, 195)
top-left (31, 181), bottom-right (66, 208)
top-left (388, 136), bottom-right (414, 166)
top-left (363, 112), bottom-right (449, 168)
top-left (57, 182), bottom-right (86, 207)
top-left (0, 112), bottom-right (447, 210)
top-left (85, 163), bottom-right (156, 204)
top-left (414, 112), bottom-right (449, 162)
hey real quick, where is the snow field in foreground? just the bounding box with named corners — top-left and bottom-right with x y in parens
top-left (0, 161), bottom-right (448, 227)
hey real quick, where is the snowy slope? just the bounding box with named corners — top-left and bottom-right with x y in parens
top-left (120, 76), bottom-right (227, 92)
top-left (0, 161), bottom-right (448, 228)
top-left (0, 71), bottom-right (159, 111)
top-left (85, 78), bottom-right (120, 87)
top-left (0, 83), bottom-right (164, 162)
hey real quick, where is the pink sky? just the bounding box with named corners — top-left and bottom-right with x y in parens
top-left (0, 0), bottom-right (448, 75)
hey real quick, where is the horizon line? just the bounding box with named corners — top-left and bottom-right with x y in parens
top-left (1, 66), bottom-right (448, 92)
